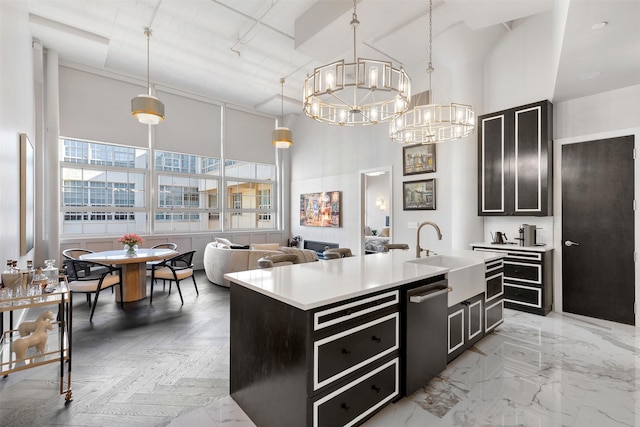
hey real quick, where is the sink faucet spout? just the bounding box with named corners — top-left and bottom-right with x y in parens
top-left (416, 221), bottom-right (442, 258)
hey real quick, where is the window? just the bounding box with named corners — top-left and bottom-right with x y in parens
top-left (154, 150), bottom-right (221, 233)
top-left (59, 139), bottom-right (278, 237)
top-left (225, 160), bottom-right (276, 230)
top-left (258, 189), bottom-right (272, 221)
top-left (60, 138), bottom-right (148, 236)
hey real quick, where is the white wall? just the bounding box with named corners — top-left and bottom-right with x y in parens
top-left (483, 11), bottom-right (557, 113)
top-left (0, 2), bottom-right (36, 268)
top-left (290, 66), bottom-right (484, 256)
top-left (479, 9), bottom-right (561, 248)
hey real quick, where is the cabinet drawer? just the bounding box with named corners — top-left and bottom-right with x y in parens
top-left (485, 259), bottom-right (503, 275)
top-left (504, 283), bottom-right (541, 308)
top-left (485, 299), bottom-right (503, 332)
top-left (486, 272), bottom-right (503, 302)
top-left (314, 313), bottom-right (398, 390)
top-left (313, 358), bottom-right (399, 427)
top-left (504, 261), bottom-right (541, 284)
top-left (314, 291), bottom-right (399, 331)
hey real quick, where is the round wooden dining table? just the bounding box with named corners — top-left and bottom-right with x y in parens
top-left (79, 248), bottom-right (177, 302)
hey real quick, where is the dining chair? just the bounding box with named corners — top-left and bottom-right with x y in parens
top-left (149, 250), bottom-right (198, 305)
top-left (62, 248), bottom-right (110, 278)
top-left (146, 243), bottom-right (178, 290)
top-left (63, 259), bottom-right (123, 322)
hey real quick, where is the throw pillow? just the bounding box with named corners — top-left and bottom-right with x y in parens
top-left (230, 244), bottom-right (250, 249)
top-left (215, 237), bottom-right (234, 246)
top-left (379, 227), bottom-right (390, 237)
top-left (250, 243), bottom-right (280, 251)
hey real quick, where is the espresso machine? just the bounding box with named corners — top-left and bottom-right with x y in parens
top-left (518, 224), bottom-right (537, 246)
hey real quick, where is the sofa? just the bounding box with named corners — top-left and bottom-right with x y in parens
top-left (203, 240), bottom-right (318, 287)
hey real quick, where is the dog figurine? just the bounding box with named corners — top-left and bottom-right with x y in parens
top-left (18, 310), bottom-right (55, 337)
top-left (13, 319), bottom-right (53, 361)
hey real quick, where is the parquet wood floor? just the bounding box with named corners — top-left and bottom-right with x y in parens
top-left (0, 271), bottom-right (231, 427)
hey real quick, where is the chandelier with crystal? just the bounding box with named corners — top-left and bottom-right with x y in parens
top-left (131, 28), bottom-right (165, 125)
top-left (303, 0), bottom-right (411, 126)
top-left (389, 0), bottom-right (474, 143)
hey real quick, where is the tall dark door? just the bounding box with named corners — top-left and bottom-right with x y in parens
top-left (562, 136), bottom-right (635, 325)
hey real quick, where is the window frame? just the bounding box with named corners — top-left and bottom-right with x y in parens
top-left (59, 138), bottom-right (279, 237)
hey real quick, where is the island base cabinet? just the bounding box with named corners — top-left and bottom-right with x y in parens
top-left (447, 293), bottom-right (484, 363)
top-left (313, 359), bottom-right (399, 427)
top-left (230, 283), bottom-right (401, 427)
top-left (484, 258), bottom-right (504, 333)
top-left (230, 283), bottom-right (309, 427)
top-left (485, 299), bottom-right (504, 333)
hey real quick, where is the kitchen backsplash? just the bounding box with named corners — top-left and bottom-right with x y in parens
top-left (483, 216), bottom-right (554, 247)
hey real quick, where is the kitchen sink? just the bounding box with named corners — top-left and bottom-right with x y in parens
top-left (407, 255), bottom-right (485, 306)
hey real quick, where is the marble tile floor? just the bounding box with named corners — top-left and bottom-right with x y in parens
top-left (168, 308), bottom-right (640, 427)
top-left (2, 274), bottom-right (639, 427)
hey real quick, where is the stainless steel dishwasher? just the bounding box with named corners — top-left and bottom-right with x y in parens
top-left (404, 279), bottom-right (449, 396)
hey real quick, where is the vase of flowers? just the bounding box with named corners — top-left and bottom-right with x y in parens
top-left (119, 233), bottom-right (143, 255)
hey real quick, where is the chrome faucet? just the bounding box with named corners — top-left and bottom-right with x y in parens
top-left (416, 221), bottom-right (442, 258)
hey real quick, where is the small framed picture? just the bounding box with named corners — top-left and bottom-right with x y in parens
top-left (403, 179), bottom-right (436, 210)
top-left (403, 143), bottom-right (436, 175)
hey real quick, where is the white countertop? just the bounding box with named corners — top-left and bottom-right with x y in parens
top-left (471, 242), bottom-right (553, 252)
top-left (225, 249), bottom-right (504, 311)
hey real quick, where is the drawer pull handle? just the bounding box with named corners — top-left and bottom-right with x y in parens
top-left (371, 384), bottom-right (381, 393)
top-left (341, 402), bottom-right (350, 411)
top-left (341, 348), bottom-right (351, 355)
top-left (371, 335), bottom-right (381, 343)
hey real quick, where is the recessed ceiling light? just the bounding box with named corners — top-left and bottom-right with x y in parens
top-left (580, 71), bottom-right (601, 80)
top-left (592, 21), bottom-right (608, 30)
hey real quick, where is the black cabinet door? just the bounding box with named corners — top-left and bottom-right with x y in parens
top-left (479, 113), bottom-right (508, 214)
top-left (478, 100), bottom-right (553, 216)
top-left (447, 305), bottom-right (464, 362)
top-left (466, 295), bottom-right (483, 347)
top-left (447, 294), bottom-right (484, 364)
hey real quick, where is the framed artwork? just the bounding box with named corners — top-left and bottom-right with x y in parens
top-left (403, 143), bottom-right (436, 175)
top-left (403, 179), bottom-right (436, 210)
top-left (20, 133), bottom-right (35, 255)
top-left (300, 191), bottom-right (341, 227)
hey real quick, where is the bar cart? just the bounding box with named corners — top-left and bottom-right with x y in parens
top-left (0, 280), bottom-right (72, 401)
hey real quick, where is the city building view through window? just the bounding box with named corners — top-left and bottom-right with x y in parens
top-left (60, 138), bottom-right (276, 236)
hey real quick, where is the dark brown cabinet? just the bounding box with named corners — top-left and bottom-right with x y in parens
top-left (484, 257), bottom-right (504, 333)
top-left (447, 293), bottom-right (484, 363)
top-left (230, 284), bottom-right (406, 427)
top-left (478, 100), bottom-right (553, 216)
top-left (447, 257), bottom-right (504, 363)
top-left (473, 245), bottom-right (553, 316)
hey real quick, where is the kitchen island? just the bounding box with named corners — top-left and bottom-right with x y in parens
top-left (226, 249), bottom-right (503, 427)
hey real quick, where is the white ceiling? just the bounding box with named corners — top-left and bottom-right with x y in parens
top-left (26, 0), bottom-right (640, 117)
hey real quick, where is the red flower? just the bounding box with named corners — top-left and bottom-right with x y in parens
top-left (118, 233), bottom-right (144, 246)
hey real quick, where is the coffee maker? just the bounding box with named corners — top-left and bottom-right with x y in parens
top-left (518, 224), bottom-right (537, 246)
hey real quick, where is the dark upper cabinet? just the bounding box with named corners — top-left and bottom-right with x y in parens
top-left (478, 100), bottom-right (553, 216)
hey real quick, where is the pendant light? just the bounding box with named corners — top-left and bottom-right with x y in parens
top-left (131, 28), bottom-right (165, 125)
top-left (272, 78), bottom-right (293, 148)
top-left (389, 0), bottom-right (474, 143)
top-left (303, 0), bottom-right (411, 126)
